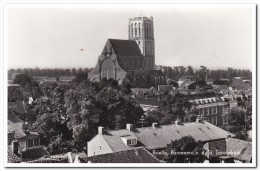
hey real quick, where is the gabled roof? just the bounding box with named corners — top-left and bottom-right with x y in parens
top-left (108, 39), bottom-right (143, 57)
top-left (80, 147), bottom-right (162, 163)
top-left (26, 156), bottom-right (68, 163)
top-left (180, 80), bottom-right (196, 88)
top-left (105, 121), bottom-right (233, 151)
top-left (8, 111), bottom-right (22, 124)
top-left (226, 138), bottom-right (252, 161)
top-left (134, 97), bottom-right (164, 107)
top-left (8, 146), bottom-right (22, 163)
top-left (231, 79), bottom-right (252, 90)
top-left (8, 101), bottom-right (26, 114)
top-left (158, 85), bottom-right (173, 92)
top-left (20, 146), bottom-right (50, 161)
top-left (103, 130), bottom-right (138, 152)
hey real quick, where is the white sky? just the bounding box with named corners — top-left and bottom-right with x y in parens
top-left (5, 4), bottom-right (254, 70)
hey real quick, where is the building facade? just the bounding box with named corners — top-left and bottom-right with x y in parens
top-left (128, 16), bottom-right (155, 70)
top-left (88, 15), bottom-right (161, 82)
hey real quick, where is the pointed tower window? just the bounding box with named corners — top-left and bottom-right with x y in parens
top-left (131, 23), bottom-right (134, 37)
top-left (135, 23), bottom-right (137, 37)
top-left (138, 23), bottom-right (141, 37)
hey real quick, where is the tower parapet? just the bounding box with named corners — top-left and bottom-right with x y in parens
top-left (128, 16), bottom-right (155, 70)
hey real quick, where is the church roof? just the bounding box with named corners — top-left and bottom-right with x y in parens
top-left (108, 39), bottom-right (143, 57)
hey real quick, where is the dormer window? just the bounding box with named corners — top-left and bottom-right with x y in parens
top-left (121, 136), bottom-right (138, 146)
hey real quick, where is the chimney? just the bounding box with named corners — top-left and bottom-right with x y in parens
top-left (175, 120), bottom-right (181, 125)
top-left (11, 140), bottom-right (19, 156)
top-left (226, 134), bottom-right (231, 141)
top-left (67, 152), bottom-right (73, 163)
top-left (98, 126), bottom-right (104, 135)
top-left (196, 118), bottom-right (202, 123)
top-left (152, 122), bottom-right (158, 129)
top-left (74, 154), bottom-right (80, 163)
top-left (126, 124), bottom-right (133, 131)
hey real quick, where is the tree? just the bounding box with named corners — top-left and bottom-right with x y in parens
top-left (13, 74), bottom-right (33, 87)
top-left (165, 136), bottom-right (205, 163)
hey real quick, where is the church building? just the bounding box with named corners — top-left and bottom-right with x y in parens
top-left (88, 16), bottom-right (163, 82)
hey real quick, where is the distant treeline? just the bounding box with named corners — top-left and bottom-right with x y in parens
top-left (8, 65), bottom-right (252, 82)
top-left (158, 65), bottom-right (252, 82)
top-left (8, 68), bottom-right (91, 80)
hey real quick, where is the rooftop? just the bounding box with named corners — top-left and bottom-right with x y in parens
top-left (108, 39), bottom-right (143, 57)
top-left (104, 121), bottom-right (234, 151)
top-left (80, 147), bottom-right (162, 163)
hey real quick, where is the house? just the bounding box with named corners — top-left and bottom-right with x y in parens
top-left (158, 85), bottom-right (174, 93)
top-left (8, 112), bottom-right (46, 162)
top-left (188, 93), bottom-right (230, 126)
top-left (133, 97), bottom-right (165, 113)
top-left (8, 101), bottom-right (26, 115)
top-left (131, 88), bottom-right (154, 97)
top-left (59, 76), bottom-right (76, 82)
top-left (87, 121), bottom-right (234, 157)
top-left (8, 146), bottom-right (22, 163)
top-left (179, 80), bottom-right (197, 90)
top-left (204, 137), bottom-right (252, 163)
top-left (80, 147), bottom-right (162, 163)
top-left (230, 78), bottom-right (252, 91)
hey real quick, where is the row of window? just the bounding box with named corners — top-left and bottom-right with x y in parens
top-left (131, 22), bottom-right (153, 38)
top-left (198, 105), bottom-right (229, 116)
top-left (127, 138), bottom-right (137, 145)
top-left (26, 138), bottom-right (40, 148)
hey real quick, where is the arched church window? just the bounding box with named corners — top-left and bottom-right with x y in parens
top-left (131, 23), bottom-right (134, 37)
top-left (135, 23), bottom-right (137, 37)
top-left (138, 23), bottom-right (141, 37)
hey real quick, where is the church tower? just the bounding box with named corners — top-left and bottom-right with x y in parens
top-left (128, 16), bottom-right (155, 70)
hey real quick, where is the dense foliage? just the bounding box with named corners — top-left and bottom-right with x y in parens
top-left (9, 75), bottom-right (144, 154)
top-left (164, 136), bottom-right (205, 163)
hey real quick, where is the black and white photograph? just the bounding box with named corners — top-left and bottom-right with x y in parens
top-left (1, 1), bottom-right (256, 168)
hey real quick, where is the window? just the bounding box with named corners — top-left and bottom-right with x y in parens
top-left (202, 108), bottom-right (204, 116)
top-left (27, 139), bottom-right (33, 147)
top-left (138, 23), bottom-right (141, 37)
top-left (215, 116), bottom-right (218, 125)
top-left (99, 145), bottom-right (102, 151)
top-left (215, 106), bottom-right (217, 114)
top-left (131, 23), bottom-right (134, 37)
top-left (211, 117), bottom-right (214, 124)
top-left (34, 138), bottom-right (39, 146)
top-left (135, 23), bottom-right (137, 37)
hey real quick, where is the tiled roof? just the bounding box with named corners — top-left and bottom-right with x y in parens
top-left (226, 138), bottom-right (252, 161)
top-left (231, 79), bottom-right (252, 90)
top-left (20, 146), bottom-right (49, 161)
top-left (26, 156), bottom-right (68, 163)
top-left (59, 76), bottom-right (76, 81)
top-left (131, 88), bottom-right (152, 94)
top-left (106, 121), bottom-right (234, 151)
top-left (8, 111), bottom-right (22, 124)
top-left (134, 98), bottom-right (164, 107)
top-left (8, 146), bottom-right (22, 163)
top-left (80, 147), bottom-right (162, 163)
top-left (109, 39), bottom-right (143, 57)
top-left (180, 80), bottom-right (196, 88)
top-left (158, 85), bottom-right (173, 92)
top-left (103, 131), bottom-right (138, 152)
